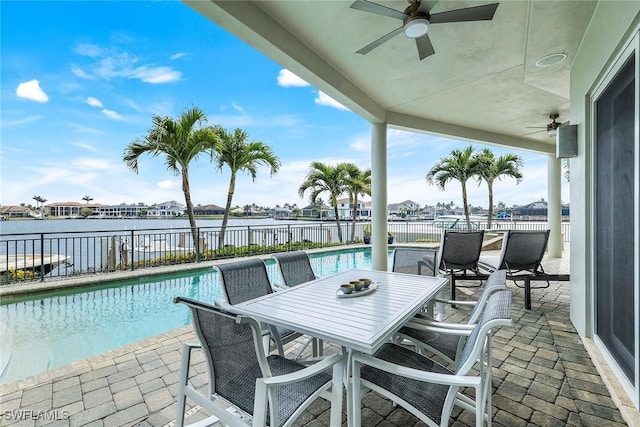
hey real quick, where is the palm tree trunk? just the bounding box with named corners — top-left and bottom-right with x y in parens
top-left (350, 196), bottom-right (358, 242)
top-left (487, 183), bottom-right (494, 229)
top-left (461, 182), bottom-right (471, 231)
top-left (219, 174), bottom-right (236, 248)
top-left (181, 169), bottom-right (199, 248)
top-left (332, 196), bottom-right (343, 243)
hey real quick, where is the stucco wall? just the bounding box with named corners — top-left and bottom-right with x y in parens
top-left (569, 2), bottom-right (640, 337)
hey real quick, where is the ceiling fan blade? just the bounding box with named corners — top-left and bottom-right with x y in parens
top-left (356, 26), bottom-right (404, 55)
top-left (522, 129), bottom-right (547, 137)
top-left (429, 3), bottom-right (499, 24)
top-left (416, 34), bottom-right (435, 60)
top-left (350, 0), bottom-right (406, 20)
top-left (417, 1), bottom-right (440, 13)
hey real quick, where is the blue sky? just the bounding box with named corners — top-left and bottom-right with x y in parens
top-left (1, 1), bottom-right (568, 210)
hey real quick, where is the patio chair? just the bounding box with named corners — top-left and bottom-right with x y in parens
top-left (271, 251), bottom-right (323, 357)
top-left (437, 229), bottom-right (485, 276)
top-left (174, 296), bottom-right (343, 427)
top-left (397, 269), bottom-right (507, 365)
top-left (479, 229), bottom-right (550, 277)
top-left (351, 289), bottom-right (512, 427)
top-left (391, 247), bottom-right (439, 276)
top-left (217, 258), bottom-right (303, 357)
top-left (271, 250), bottom-right (318, 288)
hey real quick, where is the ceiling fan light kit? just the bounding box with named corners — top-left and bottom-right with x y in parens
top-left (404, 16), bottom-right (430, 38)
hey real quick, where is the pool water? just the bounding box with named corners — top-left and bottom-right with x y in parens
top-left (0, 248), bottom-right (392, 384)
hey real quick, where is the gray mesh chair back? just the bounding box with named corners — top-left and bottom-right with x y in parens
top-left (217, 258), bottom-right (273, 304)
top-left (496, 229), bottom-right (549, 274)
top-left (398, 269), bottom-right (507, 364)
top-left (217, 258), bottom-right (301, 356)
top-left (174, 296), bottom-right (343, 427)
top-left (438, 230), bottom-right (485, 274)
top-left (352, 289), bottom-right (512, 427)
top-left (391, 247), bottom-right (438, 276)
top-left (273, 251), bottom-right (316, 286)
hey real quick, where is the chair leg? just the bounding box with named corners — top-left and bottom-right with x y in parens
top-left (175, 343), bottom-right (192, 427)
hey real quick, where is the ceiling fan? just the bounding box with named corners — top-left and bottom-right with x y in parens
top-left (525, 113), bottom-right (562, 137)
top-left (350, 0), bottom-right (499, 60)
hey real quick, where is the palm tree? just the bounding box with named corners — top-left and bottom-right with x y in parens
top-left (426, 146), bottom-right (487, 230)
top-left (476, 148), bottom-right (523, 229)
top-left (82, 195), bottom-right (93, 204)
top-left (299, 162), bottom-right (349, 243)
top-left (212, 127), bottom-right (280, 248)
top-left (342, 164), bottom-right (371, 242)
top-left (32, 195), bottom-right (46, 217)
top-left (123, 107), bottom-right (219, 245)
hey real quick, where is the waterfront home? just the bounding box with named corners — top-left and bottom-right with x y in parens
top-left (186, 1), bottom-right (640, 420)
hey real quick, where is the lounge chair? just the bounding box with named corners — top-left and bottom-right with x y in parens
top-left (437, 229), bottom-right (485, 275)
top-left (351, 289), bottom-right (512, 427)
top-left (391, 247), bottom-right (439, 276)
top-left (479, 229), bottom-right (550, 277)
top-left (479, 229), bottom-right (554, 309)
top-left (173, 296), bottom-right (343, 427)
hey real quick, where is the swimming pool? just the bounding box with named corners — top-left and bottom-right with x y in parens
top-left (0, 248), bottom-right (393, 384)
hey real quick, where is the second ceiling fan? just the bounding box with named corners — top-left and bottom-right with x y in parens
top-left (350, 0), bottom-right (499, 60)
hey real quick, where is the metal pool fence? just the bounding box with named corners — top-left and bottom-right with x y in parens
top-left (0, 221), bottom-right (569, 283)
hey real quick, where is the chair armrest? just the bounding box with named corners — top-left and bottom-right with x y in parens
top-left (353, 352), bottom-right (480, 388)
top-left (404, 320), bottom-right (474, 333)
top-left (433, 297), bottom-right (476, 307)
top-left (271, 282), bottom-right (290, 291)
top-left (258, 353), bottom-right (344, 387)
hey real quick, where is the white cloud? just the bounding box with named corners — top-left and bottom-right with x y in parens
top-left (170, 52), bottom-right (187, 60)
top-left (130, 66), bottom-right (181, 84)
top-left (74, 43), bottom-right (103, 58)
top-left (101, 109), bottom-right (123, 120)
top-left (86, 97), bottom-right (103, 108)
top-left (71, 158), bottom-right (111, 171)
top-left (315, 91), bottom-right (349, 110)
top-left (71, 142), bottom-right (101, 153)
top-left (277, 69), bottom-right (309, 87)
top-left (16, 80), bottom-right (49, 103)
top-left (158, 179), bottom-right (180, 190)
top-left (71, 64), bottom-right (96, 80)
top-left (72, 44), bottom-right (181, 84)
top-left (0, 115), bottom-right (43, 128)
top-left (231, 102), bottom-right (245, 114)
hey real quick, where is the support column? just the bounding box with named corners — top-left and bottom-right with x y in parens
top-left (371, 122), bottom-right (388, 271)
top-left (547, 155), bottom-right (562, 257)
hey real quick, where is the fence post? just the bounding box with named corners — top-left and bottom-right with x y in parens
top-left (287, 224), bottom-right (291, 251)
top-left (130, 230), bottom-right (135, 271)
top-left (40, 233), bottom-right (45, 281)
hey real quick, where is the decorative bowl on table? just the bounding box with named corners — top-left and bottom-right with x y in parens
top-left (349, 280), bottom-right (364, 291)
top-left (340, 284), bottom-right (355, 294)
top-left (359, 278), bottom-right (372, 288)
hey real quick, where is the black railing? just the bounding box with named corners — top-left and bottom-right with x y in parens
top-left (0, 221), bottom-right (570, 284)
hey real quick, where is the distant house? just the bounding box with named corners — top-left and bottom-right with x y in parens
top-left (512, 199), bottom-right (570, 221)
top-left (46, 201), bottom-right (105, 217)
top-left (301, 203), bottom-right (333, 219)
top-left (193, 204), bottom-right (225, 215)
top-left (147, 200), bottom-right (185, 217)
top-left (96, 203), bottom-right (150, 218)
top-left (0, 205), bottom-right (33, 218)
top-left (387, 200), bottom-right (420, 217)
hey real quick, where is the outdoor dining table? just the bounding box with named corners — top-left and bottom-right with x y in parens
top-left (233, 268), bottom-right (449, 425)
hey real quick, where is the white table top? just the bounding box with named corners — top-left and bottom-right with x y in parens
top-left (234, 269), bottom-right (448, 354)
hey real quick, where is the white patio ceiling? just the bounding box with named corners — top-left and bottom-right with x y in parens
top-left (185, 0), bottom-right (596, 155)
